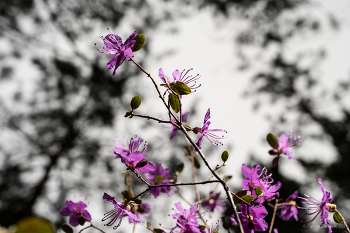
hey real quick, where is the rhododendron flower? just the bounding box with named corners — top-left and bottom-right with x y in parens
top-left (60, 200), bottom-right (91, 227)
top-left (169, 202), bottom-right (204, 233)
top-left (170, 112), bottom-right (189, 139)
top-left (269, 130), bottom-right (301, 161)
top-left (241, 164), bottom-right (281, 203)
top-left (278, 190), bottom-right (298, 221)
top-left (102, 193), bottom-right (140, 230)
top-left (96, 29), bottom-right (139, 76)
top-left (114, 136), bottom-right (155, 173)
top-left (145, 163), bottom-right (175, 198)
top-left (158, 68), bottom-right (201, 97)
top-left (205, 220), bottom-right (220, 233)
top-left (202, 191), bottom-right (226, 217)
top-left (298, 178), bottom-right (334, 233)
top-left (194, 108), bottom-right (227, 149)
top-left (128, 203), bottom-right (151, 223)
top-left (231, 204), bottom-right (268, 233)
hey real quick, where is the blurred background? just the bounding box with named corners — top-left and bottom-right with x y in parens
top-left (1, 0), bottom-right (350, 232)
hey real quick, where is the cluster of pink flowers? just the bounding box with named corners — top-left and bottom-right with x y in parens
top-left (58, 29), bottom-right (340, 233)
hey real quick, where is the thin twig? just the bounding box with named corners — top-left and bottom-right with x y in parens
top-left (132, 170), bottom-right (151, 186)
top-left (131, 113), bottom-right (176, 125)
top-left (335, 209), bottom-right (350, 233)
top-left (269, 199), bottom-right (279, 233)
top-left (133, 222), bottom-right (136, 233)
top-left (129, 171), bottom-right (134, 196)
top-left (207, 164), bottom-right (225, 181)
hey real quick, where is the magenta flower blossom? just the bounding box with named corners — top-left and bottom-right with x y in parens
top-left (205, 220), bottom-right (220, 233)
top-left (60, 200), bottom-right (91, 227)
top-left (96, 29), bottom-right (139, 76)
top-left (114, 136), bottom-right (155, 173)
top-left (242, 163), bottom-right (263, 191)
top-left (170, 202), bottom-right (204, 233)
top-left (145, 163), bottom-right (175, 198)
top-left (298, 178), bottom-right (334, 233)
top-left (158, 68), bottom-right (201, 97)
top-left (202, 191), bottom-right (226, 217)
top-left (241, 164), bottom-right (281, 203)
top-left (269, 130), bottom-right (301, 161)
top-left (231, 204), bottom-right (268, 233)
top-left (102, 192), bottom-right (140, 230)
top-left (278, 190), bottom-right (299, 221)
top-left (128, 203), bottom-right (151, 223)
top-left (194, 108), bottom-right (227, 149)
top-left (170, 112), bottom-right (189, 139)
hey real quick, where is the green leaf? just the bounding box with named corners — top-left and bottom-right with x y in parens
top-left (199, 225), bottom-right (206, 230)
top-left (233, 190), bottom-right (248, 204)
top-left (194, 157), bottom-right (200, 169)
top-left (122, 190), bottom-right (133, 200)
top-left (61, 224), bottom-right (73, 233)
top-left (154, 175), bottom-right (164, 183)
top-left (133, 198), bottom-right (142, 205)
top-left (170, 81), bottom-right (191, 95)
top-left (147, 222), bottom-right (151, 228)
top-left (153, 228), bottom-right (164, 233)
top-left (241, 195), bottom-right (255, 203)
top-left (176, 163), bottom-right (184, 175)
top-left (130, 96), bottom-right (141, 110)
top-left (223, 175), bottom-right (232, 181)
top-left (131, 34), bottom-right (145, 52)
top-left (255, 186), bottom-right (263, 198)
top-left (221, 151), bottom-right (229, 163)
top-left (169, 93), bottom-right (180, 113)
top-left (136, 161), bottom-right (147, 168)
top-left (333, 212), bottom-right (343, 223)
top-left (266, 133), bottom-right (279, 149)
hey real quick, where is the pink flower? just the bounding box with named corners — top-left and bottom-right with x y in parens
top-left (202, 191), bottom-right (226, 217)
top-left (269, 130), bottom-right (301, 161)
top-left (60, 200), bottom-right (91, 227)
top-left (278, 191), bottom-right (298, 221)
top-left (145, 163), bottom-right (175, 198)
top-left (102, 193), bottom-right (140, 230)
top-left (194, 108), bottom-right (227, 149)
top-left (298, 178), bottom-right (334, 233)
top-left (96, 29), bottom-right (139, 76)
top-left (231, 204), bottom-right (268, 233)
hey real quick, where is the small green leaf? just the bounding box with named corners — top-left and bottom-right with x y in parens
top-left (153, 228), bottom-right (164, 233)
top-left (61, 224), bottom-right (73, 233)
top-left (169, 93), bottom-right (180, 113)
top-left (133, 198), bottom-right (142, 205)
top-left (266, 133), bottom-right (279, 149)
top-left (170, 81), bottom-right (191, 95)
top-left (122, 190), bottom-right (133, 200)
top-left (130, 96), bottom-right (141, 110)
top-left (125, 174), bottom-right (130, 186)
top-left (131, 34), bottom-right (145, 52)
top-left (184, 125), bottom-right (192, 131)
top-left (136, 161), bottom-right (147, 168)
top-left (333, 212), bottom-right (343, 223)
top-left (78, 216), bottom-right (85, 225)
top-left (194, 157), bottom-right (200, 169)
top-left (255, 186), bottom-right (263, 198)
top-left (199, 225), bottom-right (206, 230)
top-left (138, 207), bottom-right (145, 213)
top-left (241, 195), bottom-right (255, 203)
top-left (147, 222), bottom-right (151, 228)
top-left (223, 175), bottom-right (232, 181)
top-left (233, 190), bottom-right (248, 204)
top-left (221, 151), bottom-right (229, 163)
top-left (176, 163), bottom-right (184, 175)
top-left (154, 175), bottom-right (164, 183)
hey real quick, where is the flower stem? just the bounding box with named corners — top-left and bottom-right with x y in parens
top-left (269, 199), bottom-right (279, 233)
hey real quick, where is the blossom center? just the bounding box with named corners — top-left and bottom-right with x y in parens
top-left (208, 199), bottom-right (214, 205)
top-left (289, 200), bottom-right (297, 207)
top-left (246, 214), bottom-right (253, 222)
top-left (326, 203), bottom-right (336, 212)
